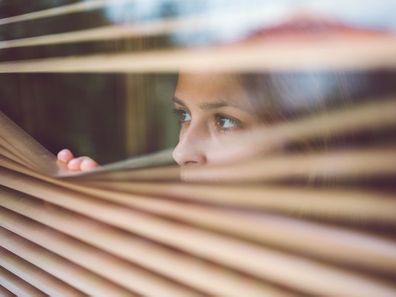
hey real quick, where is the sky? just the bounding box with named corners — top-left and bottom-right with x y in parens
top-left (103, 0), bottom-right (396, 44)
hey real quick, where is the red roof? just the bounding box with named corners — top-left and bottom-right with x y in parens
top-left (245, 12), bottom-right (390, 42)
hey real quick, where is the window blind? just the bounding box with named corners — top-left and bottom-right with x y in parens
top-left (1, 1), bottom-right (396, 296)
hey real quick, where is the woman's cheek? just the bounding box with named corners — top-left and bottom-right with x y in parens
top-left (178, 123), bottom-right (188, 140)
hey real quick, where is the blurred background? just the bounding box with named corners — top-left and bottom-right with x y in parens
top-left (0, 72), bottom-right (178, 164)
top-left (0, 0), bottom-right (182, 164)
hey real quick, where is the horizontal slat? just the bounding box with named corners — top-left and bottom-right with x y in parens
top-left (0, 266), bottom-right (46, 297)
top-left (74, 181), bottom-right (396, 275)
top-left (0, 247), bottom-right (84, 296)
top-left (0, 210), bottom-right (201, 297)
top-left (0, 7), bottom-right (294, 50)
top-left (182, 147), bottom-right (396, 183)
top-left (3, 155), bottom-right (396, 273)
top-left (2, 155), bottom-right (396, 227)
top-left (0, 188), bottom-right (288, 296)
top-left (0, 37), bottom-right (396, 73)
top-left (0, 145), bottom-right (33, 171)
top-left (74, 147), bottom-right (396, 184)
top-left (0, 111), bottom-right (59, 175)
top-left (0, 0), bottom-right (122, 26)
top-left (0, 227), bottom-right (134, 296)
top-left (1, 180), bottom-right (396, 297)
top-left (2, 161), bottom-right (396, 275)
top-left (0, 285), bottom-right (15, 297)
top-left (62, 148), bottom-right (396, 185)
top-left (0, 138), bottom-right (39, 172)
top-left (105, 181), bottom-right (396, 224)
top-left (3, 154), bottom-right (396, 273)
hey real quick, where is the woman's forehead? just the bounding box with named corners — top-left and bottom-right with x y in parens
top-left (175, 73), bottom-right (250, 105)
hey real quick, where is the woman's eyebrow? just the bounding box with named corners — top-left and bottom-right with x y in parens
top-left (174, 96), bottom-right (230, 109)
top-left (173, 97), bottom-right (187, 107)
top-left (199, 101), bottom-right (229, 110)
top-left (174, 96), bottom-right (247, 111)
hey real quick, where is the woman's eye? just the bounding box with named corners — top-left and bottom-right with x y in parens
top-left (215, 114), bottom-right (242, 131)
top-left (174, 109), bottom-right (191, 124)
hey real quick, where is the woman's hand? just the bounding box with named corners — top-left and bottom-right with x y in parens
top-left (57, 149), bottom-right (98, 171)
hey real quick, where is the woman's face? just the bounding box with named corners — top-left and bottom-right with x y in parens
top-left (172, 73), bottom-right (262, 165)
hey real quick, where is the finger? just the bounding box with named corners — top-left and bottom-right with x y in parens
top-left (57, 149), bottom-right (74, 163)
top-left (80, 158), bottom-right (98, 171)
top-left (68, 157), bottom-right (97, 171)
top-left (67, 157), bottom-right (85, 171)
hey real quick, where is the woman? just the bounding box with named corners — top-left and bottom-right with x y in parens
top-left (57, 72), bottom-right (266, 170)
top-left (58, 70), bottom-right (389, 170)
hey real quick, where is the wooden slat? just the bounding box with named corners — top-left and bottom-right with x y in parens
top-left (70, 147), bottom-right (396, 184)
top-left (0, 0), bottom-right (124, 26)
top-left (0, 111), bottom-right (60, 175)
top-left (0, 285), bottom-right (15, 297)
top-left (0, 145), bottom-right (33, 170)
top-left (181, 147), bottom-right (396, 183)
top-left (0, 227), bottom-right (135, 296)
top-left (2, 155), bottom-right (396, 226)
top-left (4, 155), bottom-right (396, 273)
top-left (0, 8), bottom-right (282, 49)
top-left (0, 138), bottom-right (39, 172)
top-left (0, 188), bottom-right (290, 296)
top-left (2, 161), bottom-right (396, 275)
top-left (0, 266), bottom-right (46, 297)
top-left (1, 179), bottom-right (396, 297)
top-left (0, 37), bottom-right (396, 73)
top-left (104, 181), bottom-right (396, 224)
top-left (0, 247), bottom-right (84, 296)
top-left (72, 181), bottom-right (396, 275)
top-left (0, 201), bottom-right (210, 296)
top-left (0, 211), bottom-right (201, 297)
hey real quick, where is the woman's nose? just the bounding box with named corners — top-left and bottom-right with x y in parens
top-left (172, 125), bottom-right (208, 166)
